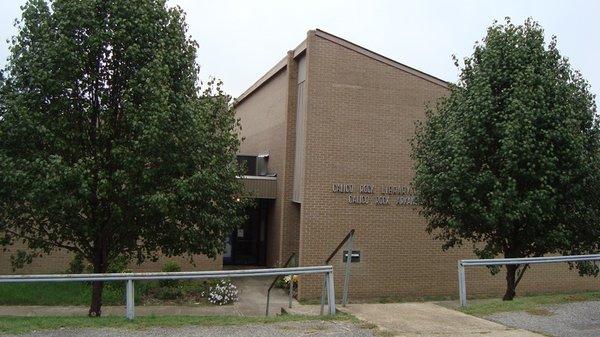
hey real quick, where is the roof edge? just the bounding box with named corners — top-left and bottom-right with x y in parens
top-left (235, 39), bottom-right (307, 105)
top-left (235, 56), bottom-right (286, 105)
top-left (314, 29), bottom-right (449, 89)
top-left (235, 29), bottom-right (449, 105)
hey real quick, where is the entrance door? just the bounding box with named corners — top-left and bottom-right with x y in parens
top-left (224, 200), bottom-right (267, 266)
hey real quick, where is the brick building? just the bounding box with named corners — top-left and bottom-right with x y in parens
top-left (233, 29), bottom-right (600, 299)
top-left (2, 29), bottom-right (598, 301)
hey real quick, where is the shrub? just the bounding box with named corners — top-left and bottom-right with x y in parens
top-left (106, 256), bottom-right (131, 291)
top-left (107, 256), bottom-right (130, 273)
top-left (203, 279), bottom-right (238, 305)
top-left (66, 255), bottom-right (86, 274)
top-left (159, 261), bottom-right (182, 288)
top-left (274, 277), bottom-right (287, 289)
top-left (155, 286), bottom-right (183, 300)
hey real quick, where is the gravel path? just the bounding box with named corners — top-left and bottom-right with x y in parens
top-left (486, 301), bottom-right (600, 337)
top-left (0, 321), bottom-right (374, 337)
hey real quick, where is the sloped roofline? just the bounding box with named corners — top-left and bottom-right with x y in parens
top-left (314, 29), bottom-right (449, 88)
top-left (235, 39), bottom-right (306, 105)
top-left (236, 29), bottom-right (449, 105)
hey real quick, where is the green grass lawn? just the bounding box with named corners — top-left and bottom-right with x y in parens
top-left (0, 314), bottom-right (353, 334)
top-left (457, 291), bottom-right (600, 316)
top-left (0, 280), bottom-right (216, 306)
top-left (0, 282), bottom-right (147, 306)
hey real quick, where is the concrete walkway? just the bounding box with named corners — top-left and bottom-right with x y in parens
top-left (339, 302), bottom-right (546, 337)
top-left (0, 277), bottom-right (293, 317)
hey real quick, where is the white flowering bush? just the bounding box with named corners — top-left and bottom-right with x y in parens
top-left (202, 279), bottom-right (238, 305)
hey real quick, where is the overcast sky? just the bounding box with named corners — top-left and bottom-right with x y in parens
top-left (1, 0), bottom-right (598, 102)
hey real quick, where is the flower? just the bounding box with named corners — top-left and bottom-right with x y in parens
top-left (205, 279), bottom-right (238, 305)
top-left (283, 275), bottom-right (298, 285)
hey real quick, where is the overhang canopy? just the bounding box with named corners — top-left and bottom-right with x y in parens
top-left (240, 175), bottom-right (277, 199)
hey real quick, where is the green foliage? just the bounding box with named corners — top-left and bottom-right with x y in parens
top-left (144, 279), bottom-right (214, 304)
top-left (107, 256), bottom-right (130, 273)
top-left (162, 261), bottom-right (182, 273)
top-left (104, 256), bottom-right (131, 292)
top-left (154, 286), bottom-right (183, 300)
top-left (0, 0), bottom-right (249, 314)
top-left (412, 18), bottom-right (600, 297)
top-left (274, 276), bottom-right (287, 289)
top-left (66, 254), bottom-right (86, 274)
top-left (159, 261), bottom-right (181, 288)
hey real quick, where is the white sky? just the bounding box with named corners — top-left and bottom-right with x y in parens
top-left (1, 0), bottom-right (598, 102)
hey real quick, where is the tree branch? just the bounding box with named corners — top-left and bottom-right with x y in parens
top-left (3, 227), bottom-right (87, 257)
top-left (515, 263), bottom-right (529, 287)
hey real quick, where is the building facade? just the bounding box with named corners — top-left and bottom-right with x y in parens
top-left (234, 29), bottom-right (600, 299)
top-left (2, 29), bottom-right (598, 301)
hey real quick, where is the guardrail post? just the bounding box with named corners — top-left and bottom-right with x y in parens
top-left (326, 270), bottom-right (336, 315)
top-left (288, 277), bottom-right (293, 309)
top-left (320, 276), bottom-right (326, 315)
top-left (342, 233), bottom-right (354, 307)
top-left (265, 290), bottom-right (271, 316)
top-left (288, 276), bottom-right (293, 308)
top-left (458, 261), bottom-right (467, 307)
top-left (126, 279), bottom-right (135, 320)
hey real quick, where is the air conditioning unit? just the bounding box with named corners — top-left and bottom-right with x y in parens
top-left (257, 152), bottom-right (269, 176)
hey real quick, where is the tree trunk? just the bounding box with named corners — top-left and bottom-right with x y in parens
top-left (89, 280), bottom-right (104, 317)
top-left (89, 252), bottom-right (107, 317)
top-left (503, 264), bottom-right (518, 301)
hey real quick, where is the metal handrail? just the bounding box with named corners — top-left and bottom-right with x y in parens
top-left (0, 265), bottom-right (337, 319)
top-left (0, 266), bottom-right (329, 282)
top-left (325, 229), bottom-right (355, 263)
top-left (265, 252), bottom-right (296, 316)
top-left (460, 254), bottom-right (600, 266)
top-left (457, 253), bottom-right (600, 307)
top-left (320, 229), bottom-right (355, 315)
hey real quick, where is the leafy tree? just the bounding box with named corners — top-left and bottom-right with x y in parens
top-left (412, 18), bottom-right (600, 301)
top-left (0, 0), bottom-right (248, 316)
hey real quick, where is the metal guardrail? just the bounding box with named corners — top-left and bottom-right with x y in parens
top-left (320, 229), bottom-right (355, 315)
top-left (265, 253), bottom-right (296, 316)
top-left (457, 254), bottom-right (600, 307)
top-left (0, 265), bottom-right (337, 319)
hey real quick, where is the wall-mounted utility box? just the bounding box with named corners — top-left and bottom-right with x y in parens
top-left (343, 250), bottom-right (360, 263)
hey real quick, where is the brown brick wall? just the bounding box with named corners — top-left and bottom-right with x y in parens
top-left (0, 241), bottom-right (220, 274)
top-left (0, 242), bottom-right (73, 274)
top-left (279, 52), bottom-right (302, 264)
top-left (296, 32), bottom-right (600, 300)
top-left (236, 67), bottom-right (289, 267)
